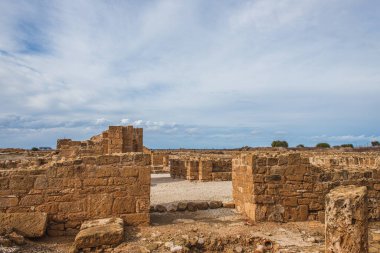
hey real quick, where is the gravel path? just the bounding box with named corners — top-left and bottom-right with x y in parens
top-left (150, 174), bottom-right (232, 205)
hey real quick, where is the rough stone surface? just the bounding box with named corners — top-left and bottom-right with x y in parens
top-left (0, 152), bottom-right (151, 236)
top-left (232, 151), bottom-right (380, 222)
top-left (170, 154), bottom-right (232, 182)
top-left (325, 185), bottom-right (368, 253)
top-left (0, 212), bottom-right (47, 238)
top-left (73, 217), bottom-right (124, 251)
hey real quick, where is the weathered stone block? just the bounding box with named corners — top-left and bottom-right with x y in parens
top-left (0, 196), bottom-right (19, 208)
top-left (73, 217), bottom-right (124, 251)
top-left (112, 197), bottom-right (136, 214)
top-left (86, 194), bottom-right (113, 217)
top-left (0, 212), bottom-right (47, 237)
top-left (19, 195), bottom-right (43, 206)
top-left (325, 185), bottom-right (368, 253)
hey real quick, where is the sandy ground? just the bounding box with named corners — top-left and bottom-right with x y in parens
top-left (150, 174), bottom-right (232, 205)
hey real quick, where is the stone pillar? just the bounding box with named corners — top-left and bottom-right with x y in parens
top-left (325, 185), bottom-right (368, 253)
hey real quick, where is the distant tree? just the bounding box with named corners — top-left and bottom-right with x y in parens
top-left (271, 140), bottom-right (288, 148)
top-left (371, 141), bottom-right (380, 147)
top-left (316, 143), bottom-right (330, 148)
top-left (341, 144), bottom-right (354, 148)
top-left (31, 147), bottom-right (39, 151)
top-left (296, 144), bottom-right (305, 148)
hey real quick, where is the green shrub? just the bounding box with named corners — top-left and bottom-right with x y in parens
top-left (271, 140), bottom-right (288, 148)
top-left (296, 144), bottom-right (305, 148)
top-left (341, 144), bottom-right (354, 148)
top-left (316, 143), bottom-right (330, 148)
top-left (31, 147), bottom-right (39, 151)
top-left (372, 141), bottom-right (380, 147)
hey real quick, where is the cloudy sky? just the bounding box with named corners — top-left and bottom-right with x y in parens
top-left (0, 0), bottom-right (379, 149)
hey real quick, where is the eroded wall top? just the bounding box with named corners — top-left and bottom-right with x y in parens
top-left (57, 126), bottom-right (143, 158)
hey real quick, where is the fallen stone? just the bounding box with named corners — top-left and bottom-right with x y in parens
top-left (113, 243), bottom-right (150, 253)
top-left (187, 202), bottom-right (197, 212)
top-left (164, 241), bottom-right (174, 249)
top-left (234, 246), bottom-right (243, 253)
top-left (155, 204), bottom-right (167, 213)
top-left (146, 242), bottom-right (159, 251)
top-left (167, 203), bottom-right (177, 212)
top-left (8, 232), bottom-right (25, 246)
top-left (195, 201), bottom-right (209, 210)
top-left (171, 245), bottom-right (183, 252)
top-left (209, 201), bottom-right (223, 209)
top-left (73, 217), bottom-right (124, 251)
top-left (0, 212), bottom-right (47, 238)
top-left (177, 202), bottom-right (188, 211)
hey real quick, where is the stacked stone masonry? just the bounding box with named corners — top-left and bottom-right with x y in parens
top-left (170, 154), bottom-right (232, 181)
top-left (232, 151), bottom-right (380, 222)
top-left (57, 125), bottom-right (143, 158)
top-left (150, 152), bottom-right (170, 174)
top-left (0, 153), bottom-right (151, 236)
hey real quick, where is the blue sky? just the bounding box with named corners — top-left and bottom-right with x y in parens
top-left (0, 0), bottom-right (379, 149)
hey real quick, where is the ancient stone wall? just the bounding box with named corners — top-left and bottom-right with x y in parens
top-left (0, 153), bottom-right (151, 236)
top-left (150, 152), bottom-right (170, 174)
top-left (232, 151), bottom-right (380, 223)
top-left (169, 155), bottom-right (232, 181)
top-left (169, 159), bottom-right (187, 179)
top-left (57, 126), bottom-right (143, 158)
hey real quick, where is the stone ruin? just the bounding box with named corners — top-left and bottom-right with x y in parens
top-left (1, 126), bottom-right (380, 252)
top-left (0, 125), bottom-right (150, 238)
top-left (325, 185), bottom-right (368, 253)
top-left (57, 125), bottom-right (143, 158)
top-left (169, 153), bottom-right (233, 181)
top-left (144, 151), bottom-right (170, 174)
top-left (232, 151), bottom-right (380, 223)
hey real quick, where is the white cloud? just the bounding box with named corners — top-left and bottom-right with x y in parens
top-left (229, 0), bottom-right (319, 31)
top-left (133, 120), bottom-right (143, 126)
top-left (95, 118), bottom-right (108, 125)
top-left (120, 118), bottom-right (129, 124)
top-left (0, 1), bottom-right (379, 148)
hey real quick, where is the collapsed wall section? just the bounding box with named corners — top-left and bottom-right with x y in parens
top-left (0, 153), bottom-right (151, 236)
top-left (232, 152), bottom-right (380, 222)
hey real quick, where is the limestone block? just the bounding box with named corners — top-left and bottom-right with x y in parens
top-left (0, 196), bottom-right (19, 208)
top-left (86, 194), bottom-right (113, 217)
top-left (73, 217), bottom-right (124, 251)
top-left (325, 185), bottom-right (368, 253)
top-left (0, 212), bottom-right (47, 237)
top-left (19, 195), bottom-right (43, 206)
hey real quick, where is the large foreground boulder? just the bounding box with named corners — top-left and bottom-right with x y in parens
top-left (0, 212), bottom-right (47, 238)
top-left (72, 217), bottom-right (124, 252)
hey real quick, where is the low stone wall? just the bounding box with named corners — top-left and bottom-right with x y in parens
top-left (0, 153), bottom-right (151, 236)
top-left (169, 155), bottom-right (232, 181)
top-left (169, 159), bottom-right (187, 179)
top-left (150, 152), bottom-right (169, 174)
top-left (232, 151), bottom-right (380, 222)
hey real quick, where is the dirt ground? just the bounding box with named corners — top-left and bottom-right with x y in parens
top-left (4, 209), bottom-right (379, 253)
top-left (150, 174), bottom-right (232, 206)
